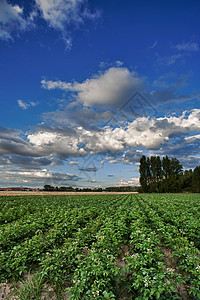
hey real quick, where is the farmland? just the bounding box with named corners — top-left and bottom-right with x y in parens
top-left (1, 194), bottom-right (200, 299)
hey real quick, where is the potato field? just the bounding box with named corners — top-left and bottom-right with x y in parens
top-left (0, 194), bottom-right (200, 299)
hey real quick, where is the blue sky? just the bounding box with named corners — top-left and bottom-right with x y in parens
top-left (0, 0), bottom-right (200, 188)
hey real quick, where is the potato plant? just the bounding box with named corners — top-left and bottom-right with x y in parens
top-left (0, 193), bottom-right (200, 299)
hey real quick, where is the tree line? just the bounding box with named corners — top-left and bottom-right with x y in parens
top-left (43, 185), bottom-right (137, 192)
top-left (139, 155), bottom-right (200, 193)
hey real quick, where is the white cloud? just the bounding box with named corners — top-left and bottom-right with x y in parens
top-left (1, 108), bottom-right (200, 174)
top-left (0, 168), bottom-right (81, 187)
top-left (99, 60), bottom-right (124, 69)
top-left (88, 109), bottom-right (200, 152)
top-left (185, 134), bottom-right (200, 142)
top-left (35, 0), bottom-right (98, 30)
top-left (69, 160), bottom-right (79, 166)
top-left (157, 54), bottom-right (182, 66)
top-left (13, 5), bottom-right (23, 14)
top-left (0, 154), bottom-right (60, 169)
top-left (42, 67), bottom-right (145, 106)
top-left (17, 100), bottom-right (38, 110)
top-left (26, 109), bottom-right (200, 159)
top-left (0, 0), bottom-right (100, 46)
top-left (17, 169), bottom-right (52, 178)
top-left (43, 104), bottom-right (114, 130)
top-left (41, 79), bottom-right (72, 90)
top-left (0, 0), bottom-right (32, 41)
top-left (115, 177), bottom-right (140, 187)
top-left (174, 42), bottom-right (199, 52)
top-left (115, 60), bottom-right (124, 67)
top-left (156, 41), bottom-right (199, 67)
top-left (27, 130), bottom-right (87, 158)
top-left (166, 109), bottom-right (200, 129)
top-left (28, 131), bottom-right (57, 146)
top-left (35, 0), bottom-right (100, 48)
top-left (0, 27), bottom-right (11, 40)
top-left (108, 160), bottom-right (119, 164)
top-left (107, 149), bottom-right (143, 165)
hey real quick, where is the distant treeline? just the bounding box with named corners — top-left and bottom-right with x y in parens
top-left (139, 155), bottom-right (200, 193)
top-left (43, 185), bottom-right (138, 192)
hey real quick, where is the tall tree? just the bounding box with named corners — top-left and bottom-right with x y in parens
top-left (170, 158), bottom-right (183, 175)
top-left (150, 156), bottom-right (158, 192)
top-left (162, 155), bottom-right (171, 179)
top-left (162, 156), bottom-right (171, 192)
top-left (156, 156), bottom-right (162, 181)
top-left (146, 157), bottom-right (152, 189)
top-left (139, 155), bottom-right (184, 193)
top-left (192, 166), bottom-right (200, 193)
top-left (139, 155), bottom-right (148, 192)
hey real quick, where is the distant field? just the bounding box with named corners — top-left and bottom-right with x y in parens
top-left (1, 193), bottom-right (200, 299)
top-left (0, 191), bottom-right (137, 196)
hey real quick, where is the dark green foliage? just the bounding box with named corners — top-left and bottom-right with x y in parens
top-left (192, 166), bottom-right (200, 193)
top-left (139, 155), bottom-right (148, 193)
top-left (1, 194), bottom-right (200, 299)
top-left (139, 155), bottom-right (186, 193)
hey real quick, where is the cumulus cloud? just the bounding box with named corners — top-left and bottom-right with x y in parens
top-left (43, 104), bottom-right (114, 130)
top-left (107, 149), bottom-right (143, 165)
top-left (42, 67), bottom-right (197, 114)
top-left (158, 138), bottom-right (200, 169)
top-left (2, 108), bottom-right (198, 161)
top-left (41, 67), bottom-right (145, 107)
top-left (27, 129), bottom-right (87, 158)
top-left (0, 126), bottom-right (35, 156)
top-left (115, 177), bottom-right (140, 187)
top-left (18, 100), bottom-right (38, 110)
top-left (0, 154), bottom-right (61, 169)
top-left (1, 108), bottom-right (200, 176)
top-left (28, 109), bottom-right (200, 158)
top-left (0, 168), bottom-right (81, 187)
top-left (0, 125), bottom-right (84, 167)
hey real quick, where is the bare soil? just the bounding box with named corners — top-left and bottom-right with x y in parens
top-left (162, 248), bottom-right (190, 300)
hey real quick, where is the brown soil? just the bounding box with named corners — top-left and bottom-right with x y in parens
top-left (0, 279), bottom-right (71, 300)
top-left (162, 248), bottom-right (190, 300)
top-left (116, 245), bottom-right (134, 299)
top-left (0, 281), bottom-right (15, 299)
top-left (116, 244), bottom-right (134, 268)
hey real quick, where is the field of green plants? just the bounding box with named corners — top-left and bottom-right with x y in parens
top-left (1, 193), bottom-right (200, 299)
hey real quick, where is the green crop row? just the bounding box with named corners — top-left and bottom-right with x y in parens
top-left (0, 193), bottom-right (200, 299)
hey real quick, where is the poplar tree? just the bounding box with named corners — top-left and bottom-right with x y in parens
top-left (192, 166), bottom-right (200, 193)
top-left (139, 155), bottom-right (148, 192)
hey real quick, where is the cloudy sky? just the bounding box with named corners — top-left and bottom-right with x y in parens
top-left (0, 0), bottom-right (200, 188)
